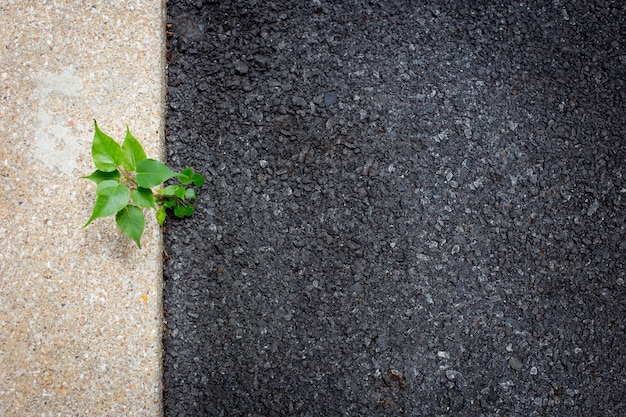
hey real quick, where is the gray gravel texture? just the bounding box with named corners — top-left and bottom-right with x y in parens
top-left (163, 1), bottom-right (626, 416)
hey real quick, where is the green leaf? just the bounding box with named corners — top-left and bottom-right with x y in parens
top-left (81, 169), bottom-right (120, 184)
top-left (174, 186), bottom-right (186, 199)
top-left (192, 173), bottom-right (205, 187)
top-left (158, 185), bottom-right (183, 197)
top-left (92, 120), bottom-right (126, 172)
top-left (178, 167), bottom-right (194, 185)
top-left (164, 197), bottom-right (177, 208)
top-left (116, 205), bottom-right (144, 248)
top-left (121, 125), bottom-right (147, 171)
top-left (136, 159), bottom-right (177, 188)
top-left (84, 180), bottom-right (130, 227)
top-left (132, 187), bottom-right (156, 209)
top-left (174, 204), bottom-right (194, 218)
top-left (156, 206), bottom-right (167, 226)
top-left (184, 188), bottom-right (197, 200)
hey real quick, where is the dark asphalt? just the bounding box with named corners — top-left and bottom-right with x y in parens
top-left (163, 1), bottom-right (626, 416)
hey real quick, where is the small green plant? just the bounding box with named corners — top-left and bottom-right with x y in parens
top-left (82, 120), bottom-right (205, 247)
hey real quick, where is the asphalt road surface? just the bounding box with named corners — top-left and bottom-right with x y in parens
top-left (163, 1), bottom-right (625, 416)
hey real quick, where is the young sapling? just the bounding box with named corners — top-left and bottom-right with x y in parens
top-left (82, 120), bottom-right (205, 247)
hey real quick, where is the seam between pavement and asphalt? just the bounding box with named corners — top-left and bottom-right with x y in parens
top-left (1, 1), bottom-right (166, 415)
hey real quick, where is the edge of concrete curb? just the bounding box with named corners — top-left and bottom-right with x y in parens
top-left (0, 1), bottom-right (168, 415)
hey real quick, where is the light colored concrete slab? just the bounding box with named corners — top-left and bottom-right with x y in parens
top-left (0, 1), bottom-right (166, 415)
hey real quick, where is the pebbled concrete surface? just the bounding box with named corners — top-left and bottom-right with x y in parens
top-left (163, 1), bottom-right (625, 416)
top-left (0, 1), bottom-right (166, 415)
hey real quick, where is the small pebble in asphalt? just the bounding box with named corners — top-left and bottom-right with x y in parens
top-left (508, 356), bottom-right (523, 371)
top-left (233, 59), bottom-right (249, 74)
top-left (324, 91), bottom-right (337, 106)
